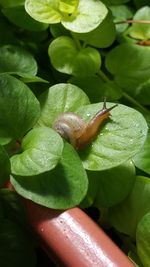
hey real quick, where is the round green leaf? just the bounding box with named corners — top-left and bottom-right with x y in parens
top-left (11, 142), bottom-right (88, 209)
top-left (0, 219), bottom-right (36, 267)
top-left (0, 74), bottom-right (40, 145)
top-left (74, 12), bottom-right (116, 48)
top-left (2, 5), bottom-right (49, 31)
top-left (11, 127), bottom-right (64, 176)
top-left (48, 36), bottom-right (101, 76)
top-left (133, 132), bottom-right (150, 175)
top-left (0, 146), bottom-right (10, 188)
top-left (0, 45), bottom-right (37, 76)
top-left (129, 7), bottom-right (150, 40)
top-left (61, 0), bottom-right (108, 33)
top-left (77, 102), bottom-right (148, 170)
top-left (136, 211), bottom-right (150, 267)
top-left (94, 161), bottom-right (135, 208)
top-left (110, 5), bottom-right (133, 33)
top-left (25, 0), bottom-right (62, 24)
top-left (38, 83), bottom-right (90, 127)
top-left (59, 0), bottom-right (79, 14)
top-left (109, 176), bottom-right (150, 239)
top-left (105, 43), bottom-right (150, 91)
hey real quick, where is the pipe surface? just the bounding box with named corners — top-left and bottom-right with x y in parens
top-left (23, 199), bottom-right (135, 267)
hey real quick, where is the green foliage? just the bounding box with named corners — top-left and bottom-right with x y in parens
top-left (136, 212), bottom-right (150, 267)
top-left (11, 142), bottom-right (88, 209)
top-left (0, 0), bottom-right (150, 264)
top-left (0, 74), bottom-right (40, 145)
top-left (129, 6), bottom-right (150, 40)
top-left (109, 176), bottom-right (150, 238)
top-left (48, 36), bottom-right (101, 76)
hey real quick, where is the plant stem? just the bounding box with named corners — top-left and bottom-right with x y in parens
top-left (116, 19), bottom-right (150, 25)
top-left (97, 70), bottom-right (149, 113)
top-left (97, 69), bottom-right (110, 82)
top-left (70, 31), bottom-right (82, 50)
top-left (123, 92), bottom-right (149, 113)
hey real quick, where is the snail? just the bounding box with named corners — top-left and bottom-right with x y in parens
top-left (52, 99), bottom-right (118, 150)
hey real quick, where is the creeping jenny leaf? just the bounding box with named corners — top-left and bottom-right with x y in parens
top-left (61, 0), bottom-right (108, 33)
top-left (74, 12), bottom-right (116, 48)
top-left (0, 74), bottom-right (40, 145)
top-left (129, 6), bottom-right (150, 40)
top-left (11, 127), bottom-right (64, 176)
top-left (136, 211), bottom-right (150, 267)
top-left (38, 83), bottom-right (90, 127)
top-left (81, 160), bottom-right (135, 208)
top-left (77, 102), bottom-right (148, 170)
top-left (94, 160), bottom-right (135, 208)
top-left (48, 36), bottom-right (101, 76)
top-left (105, 43), bottom-right (150, 91)
top-left (0, 45), bottom-right (37, 76)
top-left (25, 0), bottom-right (61, 24)
top-left (109, 176), bottom-right (150, 239)
top-left (11, 142), bottom-right (88, 209)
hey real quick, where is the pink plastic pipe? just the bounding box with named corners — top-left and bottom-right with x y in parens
top-left (23, 199), bottom-right (135, 267)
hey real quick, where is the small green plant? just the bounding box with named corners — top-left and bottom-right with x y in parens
top-left (0, 0), bottom-right (150, 266)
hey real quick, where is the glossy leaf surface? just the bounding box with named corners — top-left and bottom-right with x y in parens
top-left (11, 142), bottom-right (88, 209)
top-left (11, 127), bottom-right (64, 176)
top-left (0, 74), bottom-right (40, 145)
top-left (77, 103), bottom-right (148, 170)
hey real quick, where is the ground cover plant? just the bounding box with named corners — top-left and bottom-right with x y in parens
top-left (0, 0), bottom-right (150, 266)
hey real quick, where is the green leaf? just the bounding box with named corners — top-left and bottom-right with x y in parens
top-left (135, 78), bottom-right (150, 105)
top-left (70, 76), bottom-right (122, 103)
top-left (94, 161), bottom-right (135, 208)
top-left (136, 211), bottom-right (150, 267)
top-left (74, 12), bottom-right (116, 48)
top-left (129, 7), bottom-right (150, 41)
top-left (11, 142), bottom-right (88, 209)
top-left (0, 147), bottom-right (10, 188)
top-left (109, 176), bottom-right (150, 239)
top-left (0, 219), bottom-right (36, 267)
top-left (0, 74), bottom-right (40, 145)
top-left (2, 5), bottom-right (49, 31)
top-left (11, 127), bottom-right (64, 176)
top-left (105, 43), bottom-right (150, 91)
top-left (61, 0), bottom-right (108, 33)
top-left (0, 45), bottom-right (37, 76)
top-left (133, 133), bottom-right (150, 175)
top-left (25, 0), bottom-right (62, 24)
top-left (48, 36), bottom-right (101, 76)
top-left (77, 103), bottom-right (148, 170)
top-left (59, 0), bottom-right (79, 14)
top-left (110, 5), bottom-right (133, 33)
top-left (38, 83), bottom-right (90, 127)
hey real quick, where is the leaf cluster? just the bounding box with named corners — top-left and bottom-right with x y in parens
top-left (0, 0), bottom-right (150, 266)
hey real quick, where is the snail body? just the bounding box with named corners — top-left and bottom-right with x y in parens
top-left (53, 101), bottom-right (117, 150)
